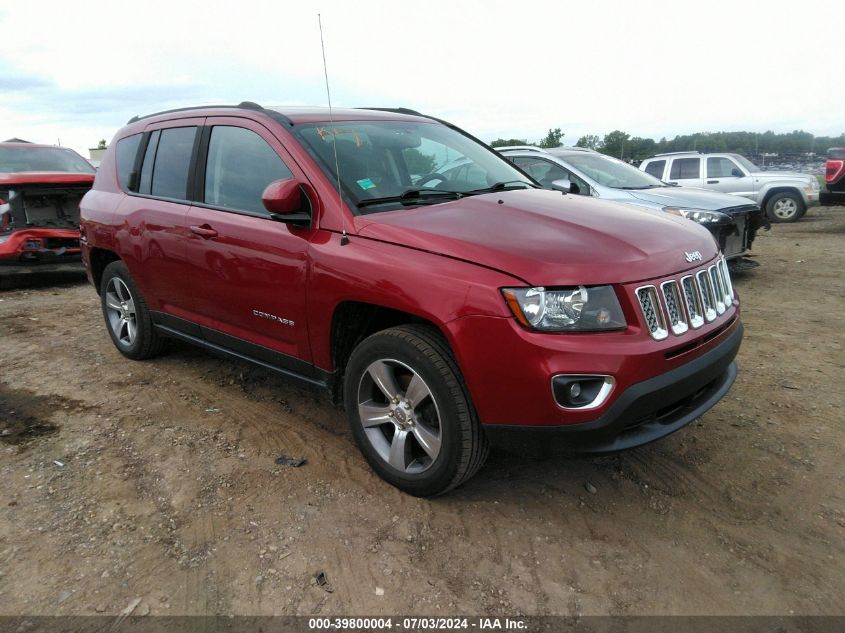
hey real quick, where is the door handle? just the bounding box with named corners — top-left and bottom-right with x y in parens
top-left (190, 225), bottom-right (218, 238)
top-left (707, 180), bottom-right (719, 184)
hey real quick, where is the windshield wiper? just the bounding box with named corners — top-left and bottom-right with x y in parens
top-left (356, 189), bottom-right (463, 209)
top-left (466, 180), bottom-right (537, 195)
top-left (617, 185), bottom-right (661, 190)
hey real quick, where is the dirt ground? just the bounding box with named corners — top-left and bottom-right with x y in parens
top-left (1, 207), bottom-right (843, 618)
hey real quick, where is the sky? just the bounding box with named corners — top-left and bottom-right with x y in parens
top-left (1, 0), bottom-right (842, 158)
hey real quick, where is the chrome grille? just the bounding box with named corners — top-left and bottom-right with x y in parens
top-left (709, 265), bottom-right (726, 315)
top-left (680, 275), bottom-right (704, 329)
top-left (636, 286), bottom-right (667, 340)
top-left (660, 281), bottom-right (688, 335)
top-left (696, 270), bottom-right (717, 322)
top-left (718, 257), bottom-right (734, 302)
top-left (636, 258), bottom-right (735, 340)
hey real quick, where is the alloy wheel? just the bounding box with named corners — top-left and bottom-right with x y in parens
top-left (356, 359), bottom-right (442, 474)
top-left (772, 198), bottom-right (798, 220)
top-left (104, 277), bottom-right (137, 347)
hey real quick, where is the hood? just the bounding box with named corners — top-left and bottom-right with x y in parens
top-left (355, 189), bottom-right (719, 286)
top-left (751, 171), bottom-right (814, 183)
top-left (627, 186), bottom-right (755, 212)
top-left (0, 172), bottom-right (95, 187)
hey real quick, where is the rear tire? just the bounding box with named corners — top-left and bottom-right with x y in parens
top-left (100, 260), bottom-right (164, 360)
top-left (766, 192), bottom-right (804, 223)
top-left (343, 324), bottom-right (489, 496)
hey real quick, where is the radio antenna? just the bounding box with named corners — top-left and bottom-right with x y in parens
top-left (318, 13), bottom-right (349, 246)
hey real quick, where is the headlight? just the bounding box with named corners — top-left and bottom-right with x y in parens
top-left (663, 207), bottom-right (731, 224)
top-left (0, 233), bottom-right (9, 244)
top-left (501, 285), bottom-right (626, 332)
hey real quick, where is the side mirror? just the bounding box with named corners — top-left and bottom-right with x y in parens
top-left (262, 178), bottom-right (311, 226)
top-left (551, 178), bottom-right (579, 194)
top-left (731, 168), bottom-right (743, 177)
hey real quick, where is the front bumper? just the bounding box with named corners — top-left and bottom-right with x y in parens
top-left (711, 206), bottom-right (764, 260)
top-left (0, 228), bottom-right (82, 272)
top-left (483, 322), bottom-right (742, 454)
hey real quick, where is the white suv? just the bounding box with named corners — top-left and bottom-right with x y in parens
top-left (639, 152), bottom-right (820, 223)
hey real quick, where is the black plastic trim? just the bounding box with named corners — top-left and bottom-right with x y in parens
top-left (185, 126), bottom-right (205, 203)
top-left (150, 311), bottom-right (331, 390)
top-left (190, 126), bottom-right (212, 203)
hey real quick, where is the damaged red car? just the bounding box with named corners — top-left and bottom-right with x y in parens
top-left (0, 142), bottom-right (95, 278)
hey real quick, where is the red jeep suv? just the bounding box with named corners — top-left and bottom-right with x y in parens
top-left (80, 103), bottom-right (743, 496)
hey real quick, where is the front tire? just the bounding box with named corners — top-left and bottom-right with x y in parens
top-left (100, 260), bottom-right (164, 360)
top-left (766, 192), bottom-right (804, 223)
top-left (343, 325), bottom-right (489, 496)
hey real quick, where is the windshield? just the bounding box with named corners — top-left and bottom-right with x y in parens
top-left (561, 153), bottom-right (664, 189)
top-left (731, 154), bottom-right (759, 173)
top-left (0, 146), bottom-right (96, 174)
top-left (295, 121), bottom-right (534, 212)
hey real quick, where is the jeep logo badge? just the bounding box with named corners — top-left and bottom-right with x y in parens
top-left (684, 251), bottom-right (703, 263)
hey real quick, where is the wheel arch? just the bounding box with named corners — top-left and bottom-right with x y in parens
top-left (760, 185), bottom-right (803, 210)
top-left (89, 247), bottom-right (122, 294)
top-left (328, 301), bottom-right (453, 403)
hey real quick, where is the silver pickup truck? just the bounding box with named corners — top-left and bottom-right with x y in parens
top-left (640, 151), bottom-right (820, 223)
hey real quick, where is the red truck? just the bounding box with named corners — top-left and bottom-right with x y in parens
top-left (80, 104), bottom-right (742, 496)
top-left (821, 147), bottom-right (845, 205)
top-left (0, 143), bottom-right (95, 279)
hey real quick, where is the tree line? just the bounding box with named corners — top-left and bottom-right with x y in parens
top-left (490, 128), bottom-right (845, 161)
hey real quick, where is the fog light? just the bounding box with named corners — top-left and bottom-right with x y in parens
top-left (552, 375), bottom-right (615, 410)
top-left (23, 239), bottom-right (43, 250)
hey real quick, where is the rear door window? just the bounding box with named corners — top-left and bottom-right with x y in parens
top-left (203, 126), bottom-right (293, 216)
top-left (670, 158), bottom-right (701, 180)
top-left (149, 127), bottom-right (198, 200)
top-left (644, 160), bottom-right (665, 179)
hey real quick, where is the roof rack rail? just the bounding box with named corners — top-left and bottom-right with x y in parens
top-left (494, 145), bottom-right (548, 153)
top-left (653, 150), bottom-right (701, 157)
top-left (356, 106), bottom-right (431, 119)
top-left (355, 106), bottom-right (474, 138)
top-left (126, 102), bottom-right (293, 126)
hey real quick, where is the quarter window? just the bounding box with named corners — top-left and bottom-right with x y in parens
top-left (204, 126), bottom-right (293, 215)
top-left (644, 160), bottom-right (666, 179)
top-left (115, 134), bottom-right (142, 191)
top-left (670, 158), bottom-right (701, 180)
top-left (150, 127), bottom-right (197, 200)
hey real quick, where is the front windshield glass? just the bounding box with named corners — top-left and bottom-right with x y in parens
top-left (0, 146), bottom-right (96, 174)
top-left (561, 152), bottom-right (664, 189)
top-left (295, 121), bottom-right (534, 212)
top-left (731, 154), bottom-right (759, 173)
